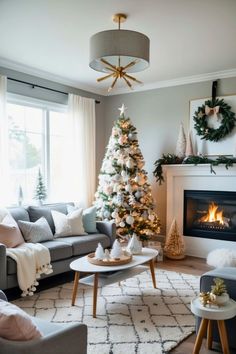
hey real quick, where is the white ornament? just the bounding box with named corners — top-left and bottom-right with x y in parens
top-left (111, 211), bottom-right (118, 218)
top-left (126, 215), bottom-right (134, 225)
top-left (125, 184), bottom-right (133, 193)
top-left (135, 191), bottom-right (141, 199)
top-left (95, 243), bottom-right (105, 260)
top-left (126, 234), bottom-right (142, 254)
top-left (103, 210), bottom-right (111, 218)
top-left (119, 221), bottom-right (125, 227)
top-left (114, 174), bottom-right (121, 181)
top-left (126, 159), bottom-right (134, 169)
top-left (110, 239), bottom-right (123, 259)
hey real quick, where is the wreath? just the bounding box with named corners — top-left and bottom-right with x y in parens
top-left (193, 98), bottom-right (236, 142)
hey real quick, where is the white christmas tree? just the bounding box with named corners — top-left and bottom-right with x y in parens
top-left (175, 122), bottom-right (186, 158)
top-left (94, 104), bottom-right (161, 241)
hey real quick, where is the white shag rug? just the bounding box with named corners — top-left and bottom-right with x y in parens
top-left (13, 269), bottom-right (199, 354)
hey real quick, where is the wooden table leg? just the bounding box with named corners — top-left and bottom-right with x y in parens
top-left (217, 320), bottom-right (230, 354)
top-left (149, 258), bottom-right (157, 288)
top-left (71, 271), bottom-right (79, 306)
top-left (192, 318), bottom-right (208, 354)
top-left (93, 273), bottom-right (99, 318)
top-left (207, 320), bottom-right (213, 349)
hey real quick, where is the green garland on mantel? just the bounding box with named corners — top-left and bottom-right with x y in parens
top-left (153, 154), bottom-right (236, 185)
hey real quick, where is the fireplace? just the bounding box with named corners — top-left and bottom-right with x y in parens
top-left (184, 190), bottom-right (236, 241)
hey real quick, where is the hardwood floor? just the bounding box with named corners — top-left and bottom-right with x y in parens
top-left (157, 256), bottom-right (236, 354)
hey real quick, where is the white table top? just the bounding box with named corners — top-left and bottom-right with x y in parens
top-left (70, 247), bottom-right (158, 273)
top-left (191, 297), bottom-right (236, 320)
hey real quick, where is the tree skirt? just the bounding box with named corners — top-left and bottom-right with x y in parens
top-left (14, 269), bottom-right (200, 354)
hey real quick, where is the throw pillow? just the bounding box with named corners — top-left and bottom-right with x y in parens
top-left (52, 209), bottom-right (87, 237)
top-left (27, 206), bottom-right (55, 233)
top-left (18, 217), bottom-right (54, 243)
top-left (0, 299), bottom-right (42, 341)
top-left (0, 211), bottom-right (24, 248)
top-left (67, 205), bottom-right (98, 233)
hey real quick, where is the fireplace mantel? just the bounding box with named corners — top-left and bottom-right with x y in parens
top-left (164, 164), bottom-right (236, 258)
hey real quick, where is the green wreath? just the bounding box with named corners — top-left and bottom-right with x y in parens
top-left (193, 98), bottom-right (236, 142)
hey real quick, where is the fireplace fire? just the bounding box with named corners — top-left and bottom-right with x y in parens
top-left (184, 190), bottom-right (236, 241)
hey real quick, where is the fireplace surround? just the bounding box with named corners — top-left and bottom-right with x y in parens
top-left (164, 164), bottom-right (236, 257)
top-left (184, 190), bottom-right (236, 242)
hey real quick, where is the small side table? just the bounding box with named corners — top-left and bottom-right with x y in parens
top-left (191, 297), bottom-right (236, 354)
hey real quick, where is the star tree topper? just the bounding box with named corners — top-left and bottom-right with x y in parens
top-left (118, 104), bottom-right (127, 116)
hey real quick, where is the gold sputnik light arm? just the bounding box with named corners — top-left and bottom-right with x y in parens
top-left (100, 58), bottom-right (117, 70)
top-left (97, 72), bottom-right (115, 82)
top-left (97, 57), bottom-right (142, 91)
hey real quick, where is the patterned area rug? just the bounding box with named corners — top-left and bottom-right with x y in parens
top-left (14, 269), bottom-right (199, 354)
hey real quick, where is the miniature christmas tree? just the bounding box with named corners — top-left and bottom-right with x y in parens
top-left (94, 104), bottom-right (161, 241)
top-left (175, 122), bottom-right (186, 158)
top-left (185, 131), bottom-right (194, 156)
top-left (34, 168), bottom-right (47, 205)
top-left (164, 218), bottom-right (185, 259)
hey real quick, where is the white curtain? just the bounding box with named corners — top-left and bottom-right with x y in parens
top-left (67, 94), bottom-right (96, 208)
top-left (0, 75), bottom-right (10, 205)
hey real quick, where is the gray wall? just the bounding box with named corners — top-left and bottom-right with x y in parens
top-left (104, 77), bottom-right (236, 233)
top-left (0, 66), bottom-right (106, 176)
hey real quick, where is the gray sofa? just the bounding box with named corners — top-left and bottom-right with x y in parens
top-left (0, 202), bottom-right (116, 291)
top-left (197, 267), bottom-right (236, 350)
top-left (0, 290), bottom-right (87, 354)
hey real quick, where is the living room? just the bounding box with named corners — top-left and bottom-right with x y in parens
top-left (0, 1), bottom-right (236, 354)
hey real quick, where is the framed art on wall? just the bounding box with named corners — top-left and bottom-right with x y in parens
top-left (189, 94), bottom-right (236, 156)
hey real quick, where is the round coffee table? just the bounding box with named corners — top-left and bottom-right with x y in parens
top-left (70, 247), bottom-right (158, 318)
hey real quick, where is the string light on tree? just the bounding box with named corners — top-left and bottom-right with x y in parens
top-left (94, 104), bottom-right (161, 241)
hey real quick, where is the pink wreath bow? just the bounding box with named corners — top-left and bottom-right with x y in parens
top-left (205, 105), bottom-right (220, 118)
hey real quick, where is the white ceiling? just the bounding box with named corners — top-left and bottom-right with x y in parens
top-left (0, 0), bottom-right (236, 96)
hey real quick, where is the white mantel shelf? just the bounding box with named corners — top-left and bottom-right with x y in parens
top-left (163, 164), bottom-right (236, 258)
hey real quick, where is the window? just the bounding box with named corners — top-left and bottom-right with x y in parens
top-left (7, 95), bottom-right (67, 205)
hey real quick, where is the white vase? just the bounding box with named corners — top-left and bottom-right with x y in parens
top-left (126, 234), bottom-right (142, 255)
top-left (210, 292), bottom-right (229, 306)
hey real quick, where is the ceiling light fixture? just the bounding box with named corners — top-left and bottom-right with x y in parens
top-left (89, 13), bottom-right (150, 92)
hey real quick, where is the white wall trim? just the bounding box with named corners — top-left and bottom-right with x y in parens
top-left (1, 57), bottom-right (236, 96)
top-left (107, 69), bottom-right (236, 96)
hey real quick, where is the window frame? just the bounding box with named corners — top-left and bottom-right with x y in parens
top-left (7, 93), bottom-right (68, 203)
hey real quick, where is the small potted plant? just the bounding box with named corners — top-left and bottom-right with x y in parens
top-left (209, 278), bottom-right (229, 306)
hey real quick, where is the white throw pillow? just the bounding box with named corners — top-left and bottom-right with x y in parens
top-left (51, 209), bottom-right (87, 237)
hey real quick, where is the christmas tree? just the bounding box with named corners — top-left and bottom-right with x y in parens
top-left (164, 219), bottom-right (185, 259)
top-left (94, 104), bottom-right (161, 241)
top-left (34, 168), bottom-right (47, 205)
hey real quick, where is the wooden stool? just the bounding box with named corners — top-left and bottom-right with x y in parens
top-left (191, 298), bottom-right (236, 354)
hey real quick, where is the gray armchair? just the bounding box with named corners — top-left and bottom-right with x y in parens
top-left (197, 267), bottom-right (236, 350)
top-left (0, 291), bottom-right (87, 354)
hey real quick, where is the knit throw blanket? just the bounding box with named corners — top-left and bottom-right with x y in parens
top-left (6, 243), bottom-right (53, 296)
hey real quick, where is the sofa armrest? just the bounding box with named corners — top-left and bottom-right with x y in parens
top-left (0, 323), bottom-right (87, 354)
top-left (200, 267), bottom-right (236, 298)
top-left (0, 243), bottom-right (7, 290)
top-left (96, 221), bottom-right (116, 246)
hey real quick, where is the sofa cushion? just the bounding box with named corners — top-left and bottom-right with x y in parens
top-left (0, 211), bottom-right (25, 248)
top-left (67, 205), bottom-right (98, 233)
top-left (7, 240), bottom-right (73, 275)
top-left (41, 240), bottom-right (73, 262)
top-left (54, 234), bottom-right (110, 256)
top-left (27, 206), bottom-right (55, 233)
top-left (18, 217), bottom-right (54, 243)
top-left (52, 209), bottom-right (87, 237)
top-left (0, 299), bottom-right (42, 340)
top-left (8, 207), bottom-right (30, 223)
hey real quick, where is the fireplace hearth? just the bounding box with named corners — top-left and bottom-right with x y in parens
top-left (184, 190), bottom-right (236, 241)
